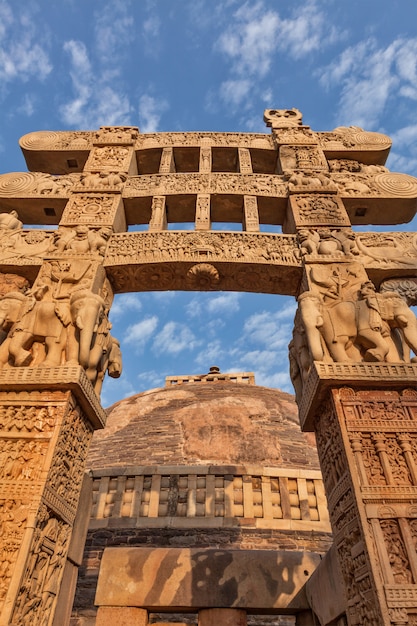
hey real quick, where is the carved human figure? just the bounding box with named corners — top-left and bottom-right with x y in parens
top-left (83, 309), bottom-right (122, 393)
top-left (299, 278), bottom-right (417, 364)
top-left (5, 285), bottom-right (71, 367)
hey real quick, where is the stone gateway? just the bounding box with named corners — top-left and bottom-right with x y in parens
top-left (0, 110), bottom-right (417, 625)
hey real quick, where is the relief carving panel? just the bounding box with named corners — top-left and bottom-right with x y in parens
top-left (106, 231), bottom-right (299, 265)
top-left (135, 131), bottom-right (274, 150)
top-left (124, 172), bottom-right (288, 197)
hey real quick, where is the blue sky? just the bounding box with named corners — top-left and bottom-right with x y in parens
top-left (1, 0), bottom-right (417, 406)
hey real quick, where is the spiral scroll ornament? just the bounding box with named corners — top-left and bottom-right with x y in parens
top-left (19, 131), bottom-right (61, 150)
top-left (0, 172), bottom-right (38, 196)
top-left (350, 131), bottom-right (392, 146)
top-left (375, 173), bottom-right (417, 197)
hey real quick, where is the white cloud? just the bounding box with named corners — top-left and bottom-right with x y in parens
top-left (219, 79), bottom-right (252, 107)
top-left (216, 0), bottom-right (342, 79)
top-left (137, 369), bottom-right (164, 390)
top-left (110, 294), bottom-right (143, 320)
top-left (216, 2), bottom-right (280, 78)
top-left (276, 1), bottom-right (342, 60)
top-left (242, 310), bottom-right (293, 350)
top-left (17, 93), bottom-right (36, 116)
top-left (185, 297), bottom-right (202, 318)
top-left (152, 321), bottom-right (201, 355)
top-left (124, 316), bottom-right (158, 351)
top-left (143, 15), bottom-right (160, 39)
top-left (138, 94), bottom-right (169, 133)
top-left (239, 349), bottom-right (279, 371)
top-left (206, 292), bottom-right (241, 315)
top-left (0, 3), bottom-right (52, 84)
top-left (60, 39), bottom-right (132, 127)
top-left (319, 37), bottom-right (417, 129)
top-left (94, 1), bottom-right (134, 66)
top-left (256, 369), bottom-right (292, 391)
top-left (194, 339), bottom-right (226, 367)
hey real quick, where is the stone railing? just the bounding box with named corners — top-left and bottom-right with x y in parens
top-left (89, 465), bottom-right (330, 532)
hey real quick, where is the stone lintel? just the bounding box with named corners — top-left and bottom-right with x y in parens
top-left (303, 544), bottom-right (345, 625)
top-left (95, 547), bottom-right (321, 612)
top-left (0, 365), bottom-right (106, 429)
top-left (298, 362), bottom-right (417, 432)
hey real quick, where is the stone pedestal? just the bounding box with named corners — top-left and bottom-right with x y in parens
top-left (198, 608), bottom-right (247, 626)
top-left (0, 366), bottom-right (106, 626)
top-left (95, 607), bottom-right (148, 626)
top-left (300, 362), bottom-right (417, 626)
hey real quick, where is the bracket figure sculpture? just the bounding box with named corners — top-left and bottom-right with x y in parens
top-left (294, 276), bottom-right (417, 386)
top-left (5, 283), bottom-right (71, 367)
top-left (0, 278), bottom-right (122, 388)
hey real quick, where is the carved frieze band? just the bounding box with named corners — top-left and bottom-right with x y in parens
top-left (105, 231), bottom-right (300, 266)
top-left (124, 172), bottom-right (288, 198)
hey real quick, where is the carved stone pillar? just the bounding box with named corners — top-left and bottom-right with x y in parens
top-left (298, 367), bottom-right (417, 626)
top-left (159, 147), bottom-right (175, 173)
top-left (0, 366), bottom-right (106, 626)
top-left (242, 195), bottom-right (260, 232)
top-left (0, 125), bottom-right (136, 626)
top-left (195, 194), bottom-right (211, 231)
top-left (199, 147), bottom-right (212, 173)
top-left (149, 195), bottom-right (167, 231)
top-left (238, 148), bottom-right (252, 174)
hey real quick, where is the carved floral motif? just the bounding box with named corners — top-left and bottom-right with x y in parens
top-left (61, 193), bottom-right (119, 225)
top-left (186, 263), bottom-right (220, 289)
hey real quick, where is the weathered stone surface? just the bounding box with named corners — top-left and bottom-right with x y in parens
top-left (199, 608), bottom-right (247, 626)
top-left (88, 381), bottom-right (319, 469)
top-left (95, 547), bottom-right (321, 610)
top-left (95, 606), bottom-right (148, 626)
top-left (304, 544), bottom-right (345, 625)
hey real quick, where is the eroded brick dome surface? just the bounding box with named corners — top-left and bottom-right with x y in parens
top-left (87, 382), bottom-right (320, 470)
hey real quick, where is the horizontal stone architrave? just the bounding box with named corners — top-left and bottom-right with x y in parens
top-left (1, 169), bottom-right (417, 225)
top-left (20, 129), bottom-right (391, 158)
top-left (95, 547), bottom-right (322, 611)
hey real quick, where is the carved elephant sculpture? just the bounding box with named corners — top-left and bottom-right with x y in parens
top-left (67, 289), bottom-right (106, 372)
top-left (298, 289), bottom-right (406, 364)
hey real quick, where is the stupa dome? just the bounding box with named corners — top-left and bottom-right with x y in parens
top-left (87, 370), bottom-right (320, 472)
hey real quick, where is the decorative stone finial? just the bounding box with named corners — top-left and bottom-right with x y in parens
top-left (263, 108), bottom-right (303, 129)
